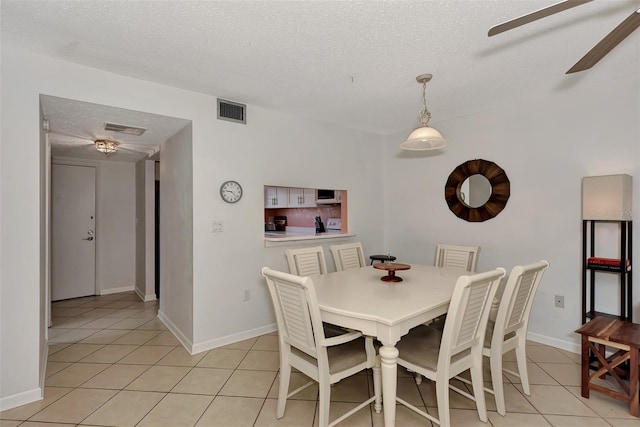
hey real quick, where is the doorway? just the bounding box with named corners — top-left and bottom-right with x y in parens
top-left (51, 163), bottom-right (96, 301)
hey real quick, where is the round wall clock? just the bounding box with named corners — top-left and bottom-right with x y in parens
top-left (220, 180), bottom-right (243, 203)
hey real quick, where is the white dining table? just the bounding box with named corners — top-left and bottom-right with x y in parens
top-left (313, 264), bottom-right (464, 427)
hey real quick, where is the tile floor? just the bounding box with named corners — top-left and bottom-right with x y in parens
top-left (1, 291), bottom-right (638, 426)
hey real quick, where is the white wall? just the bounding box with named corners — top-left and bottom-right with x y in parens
top-left (39, 103), bottom-right (49, 394)
top-left (135, 159), bottom-right (146, 298)
top-left (158, 124), bottom-right (194, 346)
top-left (384, 73), bottom-right (640, 352)
top-left (1, 49), bottom-right (43, 409)
top-left (191, 104), bottom-right (386, 350)
top-left (96, 161), bottom-right (136, 293)
top-left (144, 160), bottom-right (156, 301)
top-left (134, 159), bottom-right (157, 301)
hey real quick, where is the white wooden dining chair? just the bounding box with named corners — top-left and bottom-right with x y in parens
top-left (286, 246), bottom-right (352, 334)
top-left (483, 260), bottom-right (549, 415)
top-left (428, 244), bottom-right (481, 328)
top-left (261, 267), bottom-right (381, 427)
top-left (395, 268), bottom-right (505, 427)
top-left (435, 244), bottom-right (481, 272)
top-left (330, 242), bottom-right (366, 271)
top-left (285, 246), bottom-right (328, 276)
top-left (447, 260), bottom-right (549, 416)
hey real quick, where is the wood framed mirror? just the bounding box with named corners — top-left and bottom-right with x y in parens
top-left (444, 159), bottom-right (510, 222)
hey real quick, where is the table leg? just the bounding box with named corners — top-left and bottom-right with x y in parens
top-left (629, 345), bottom-right (638, 417)
top-left (581, 335), bottom-right (590, 398)
top-left (379, 344), bottom-right (399, 427)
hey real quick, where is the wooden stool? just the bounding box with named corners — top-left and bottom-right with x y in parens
top-left (575, 316), bottom-right (640, 417)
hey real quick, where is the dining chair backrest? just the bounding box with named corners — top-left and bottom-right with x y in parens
top-left (439, 268), bottom-right (505, 372)
top-left (395, 267), bottom-right (505, 427)
top-left (484, 260), bottom-right (549, 416)
top-left (330, 242), bottom-right (366, 271)
top-left (285, 246), bottom-right (328, 277)
top-left (435, 244), bottom-right (481, 272)
top-left (262, 267), bottom-right (323, 358)
top-left (493, 260), bottom-right (549, 347)
top-left (261, 267), bottom-right (380, 427)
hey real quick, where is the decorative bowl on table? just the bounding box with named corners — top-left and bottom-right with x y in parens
top-left (373, 262), bottom-right (411, 282)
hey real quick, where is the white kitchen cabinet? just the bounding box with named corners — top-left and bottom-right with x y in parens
top-left (303, 188), bottom-right (317, 207)
top-left (288, 187), bottom-right (316, 207)
top-left (264, 186), bottom-right (289, 208)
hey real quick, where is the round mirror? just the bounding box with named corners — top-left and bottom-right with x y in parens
top-left (445, 159), bottom-right (510, 222)
top-left (460, 174), bottom-right (492, 208)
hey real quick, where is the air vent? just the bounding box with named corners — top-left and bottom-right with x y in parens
top-left (103, 122), bottom-right (147, 136)
top-left (217, 99), bottom-right (246, 124)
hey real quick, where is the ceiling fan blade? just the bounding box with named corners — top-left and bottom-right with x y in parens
top-left (567, 8), bottom-right (640, 73)
top-left (488, 0), bottom-right (593, 36)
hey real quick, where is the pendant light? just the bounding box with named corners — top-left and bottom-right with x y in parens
top-left (400, 74), bottom-right (449, 151)
top-left (95, 139), bottom-right (119, 155)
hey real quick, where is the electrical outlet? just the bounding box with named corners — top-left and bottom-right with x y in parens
top-left (243, 290), bottom-right (250, 301)
top-left (554, 295), bottom-right (564, 308)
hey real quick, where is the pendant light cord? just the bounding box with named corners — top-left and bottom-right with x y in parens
top-left (420, 81), bottom-right (432, 127)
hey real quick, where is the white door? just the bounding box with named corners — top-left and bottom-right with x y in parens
top-left (51, 164), bottom-right (96, 301)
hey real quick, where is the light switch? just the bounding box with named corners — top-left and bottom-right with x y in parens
top-left (211, 219), bottom-right (224, 232)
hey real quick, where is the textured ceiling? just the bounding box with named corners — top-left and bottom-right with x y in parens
top-left (3, 0), bottom-right (639, 161)
top-left (40, 95), bottom-right (191, 162)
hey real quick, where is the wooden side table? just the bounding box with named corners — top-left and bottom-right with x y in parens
top-left (575, 316), bottom-right (640, 417)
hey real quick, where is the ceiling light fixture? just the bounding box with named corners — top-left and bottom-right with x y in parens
top-left (400, 74), bottom-right (449, 151)
top-left (95, 139), bottom-right (119, 155)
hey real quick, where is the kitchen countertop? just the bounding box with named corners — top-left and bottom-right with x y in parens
top-left (264, 228), bottom-right (355, 247)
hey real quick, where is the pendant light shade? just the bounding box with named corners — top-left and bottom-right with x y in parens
top-left (400, 126), bottom-right (448, 151)
top-left (400, 74), bottom-right (449, 151)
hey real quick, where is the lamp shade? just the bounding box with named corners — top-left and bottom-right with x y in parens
top-left (400, 126), bottom-right (449, 151)
top-left (582, 174), bottom-right (632, 220)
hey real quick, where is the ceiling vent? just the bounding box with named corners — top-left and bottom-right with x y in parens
top-left (103, 122), bottom-right (147, 136)
top-left (217, 99), bottom-right (246, 124)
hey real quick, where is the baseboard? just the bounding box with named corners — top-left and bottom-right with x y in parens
top-left (154, 311), bottom-right (277, 355)
top-left (527, 330), bottom-right (580, 354)
top-left (100, 285), bottom-right (134, 296)
top-left (134, 287), bottom-right (144, 301)
top-left (39, 342), bottom-right (48, 390)
top-left (0, 387), bottom-right (42, 412)
top-left (143, 294), bottom-right (157, 302)
top-left (156, 310), bottom-right (194, 354)
top-left (134, 287), bottom-right (157, 302)
top-left (191, 323), bottom-right (278, 355)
